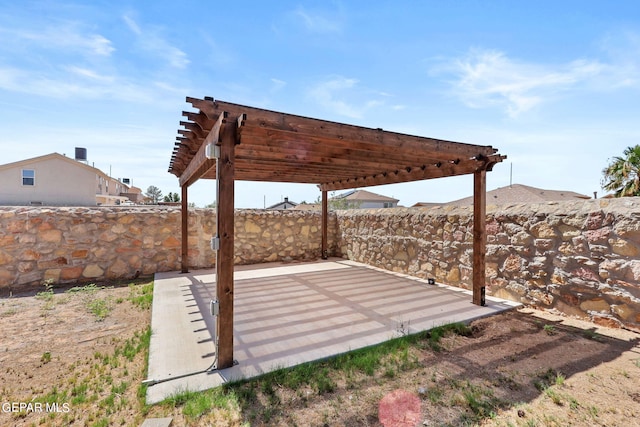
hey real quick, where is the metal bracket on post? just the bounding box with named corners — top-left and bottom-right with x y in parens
top-left (210, 299), bottom-right (219, 316)
top-left (205, 143), bottom-right (221, 160)
top-left (210, 236), bottom-right (220, 251)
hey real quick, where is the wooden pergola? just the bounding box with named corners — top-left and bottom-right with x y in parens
top-left (169, 96), bottom-right (506, 369)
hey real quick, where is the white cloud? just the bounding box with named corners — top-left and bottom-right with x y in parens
top-left (293, 6), bottom-right (343, 34)
top-left (66, 66), bottom-right (115, 82)
top-left (0, 24), bottom-right (114, 57)
top-left (446, 49), bottom-right (604, 117)
top-left (200, 34), bottom-right (235, 67)
top-left (0, 64), bottom-right (181, 106)
top-left (437, 32), bottom-right (640, 118)
top-left (270, 78), bottom-right (287, 93)
top-left (88, 34), bottom-right (115, 56)
top-left (308, 77), bottom-right (366, 118)
top-left (123, 14), bottom-right (142, 35)
top-left (595, 30), bottom-right (640, 89)
top-left (122, 14), bottom-right (189, 69)
top-left (153, 80), bottom-right (189, 95)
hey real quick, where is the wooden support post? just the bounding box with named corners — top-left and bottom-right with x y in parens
top-left (473, 168), bottom-right (487, 306)
top-left (215, 120), bottom-right (236, 369)
top-left (181, 185), bottom-right (189, 273)
top-left (321, 190), bottom-right (328, 259)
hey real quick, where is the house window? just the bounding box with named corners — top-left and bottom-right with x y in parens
top-left (22, 169), bottom-right (35, 186)
top-left (383, 202), bottom-right (393, 208)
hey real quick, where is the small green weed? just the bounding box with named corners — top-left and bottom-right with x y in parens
top-left (71, 382), bottom-right (89, 404)
top-left (0, 307), bottom-right (18, 317)
top-left (426, 322), bottom-right (472, 351)
top-left (41, 352), bottom-right (51, 364)
top-left (114, 328), bottom-right (151, 361)
top-left (183, 392), bottom-right (215, 418)
top-left (64, 283), bottom-right (115, 320)
top-left (582, 329), bottom-right (601, 341)
top-left (91, 417), bottom-right (109, 427)
top-left (335, 346), bottom-right (381, 376)
top-left (66, 283), bottom-right (104, 294)
top-left (165, 389), bottom-right (200, 407)
top-left (544, 388), bottom-right (563, 405)
top-left (87, 298), bottom-right (112, 320)
top-left (534, 368), bottom-right (561, 391)
top-left (460, 381), bottom-right (499, 418)
top-left (314, 368), bottom-right (336, 394)
top-left (569, 396), bottom-right (580, 410)
top-left (36, 279), bottom-right (55, 302)
top-left (182, 388), bottom-right (237, 419)
top-left (37, 386), bottom-right (69, 406)
top-left (426, 386), bottom-right (444, 403)
top-left (111, 381), bottom-right (128, 395)
top-left (128, 281), bottom-right (154, 310)
top-left (543, 324), bottom-right (556, 335)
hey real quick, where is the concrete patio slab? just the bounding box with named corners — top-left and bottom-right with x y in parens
top-left (145, 259), bottom-right (520, 404)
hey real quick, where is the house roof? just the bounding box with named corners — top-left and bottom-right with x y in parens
top-left (266, 197), bottom-right (298, 209)
top-left (411, 202), bottom-right (442, 208)
top-left (2, 153), bottom-right (103, 177)
top-left (445, 183), bottom-right (591, 206)
top-left (0, 153), bottom-right (130, 190)
top-left (292, 203), bottom-right (321, 211)
top-left (168, 97), bottom-right (505, 190)
top-left (334, 189), bottom-right (399, 203)
top-left (0, 153), bottom-right (85, 171)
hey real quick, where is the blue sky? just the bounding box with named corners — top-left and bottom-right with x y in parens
top-left (1, 1), bottom-right (639, 207)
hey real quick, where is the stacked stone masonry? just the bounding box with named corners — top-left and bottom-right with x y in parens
top-left (0, 207), bottom-right (336, 295)
top-left (336, 198), bottom-right (640, 331)
top-left (1, 198), bottom-right (638, 330)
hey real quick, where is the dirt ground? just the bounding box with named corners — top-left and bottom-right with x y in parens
top-left (1, 283), bottom-right (639, 426)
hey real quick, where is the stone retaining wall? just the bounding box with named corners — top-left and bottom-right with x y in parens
top-left (1, 200), bottom-right (639, 330)
top-left (0, 207), bottom-right (335, 295)
top-left (335, 198), bottom-right (640, 330)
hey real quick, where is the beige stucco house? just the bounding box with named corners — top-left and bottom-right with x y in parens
top-left (292, 190), bottom-right (400, 210)
top-left (334, 189), bottom-right (399, 209)
top-left (0, 153), bottom-right (133, 206)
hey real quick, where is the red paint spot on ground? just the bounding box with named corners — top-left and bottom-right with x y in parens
top-left (378, 389), bottom-right (421, 427)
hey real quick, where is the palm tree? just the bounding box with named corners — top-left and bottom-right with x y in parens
top-left (602, 145), bottom-right (640, 197)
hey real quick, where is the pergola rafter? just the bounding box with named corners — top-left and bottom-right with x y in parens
top-left (168, 96), bottom-right (506, 369)
top-left (170, 97), bottom-right (503, 186)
